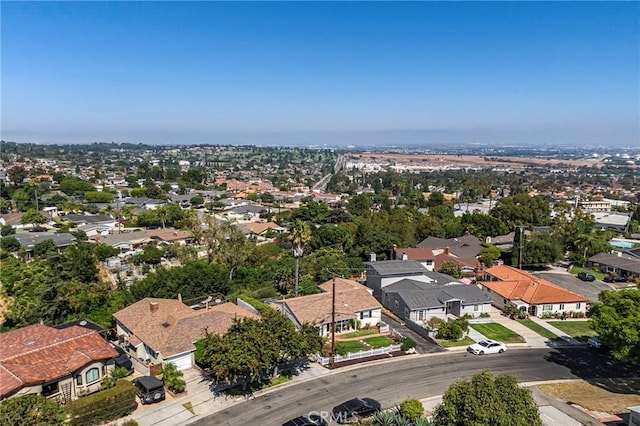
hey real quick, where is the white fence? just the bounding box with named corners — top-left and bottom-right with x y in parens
top-left (316, 344), bottom-right (402, 366)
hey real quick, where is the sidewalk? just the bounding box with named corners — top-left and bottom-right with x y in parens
top-left (126, 363), bottom-right (331, 426)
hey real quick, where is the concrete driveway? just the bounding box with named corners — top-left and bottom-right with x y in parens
top-left (381, 313), bottom-right (445, 354)
top-left (531, 271), bottom-right (612, 302)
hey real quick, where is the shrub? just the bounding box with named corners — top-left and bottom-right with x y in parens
top-left (161, 363), bottom-right (186, 394)
top-left (435, 322), bottom-right (463, 341)
top-left (66, 379), bottom-right (136, 426)
top-left (426, 317), bottom-right (444, 331)
top-left (400, 399), bottom-right (424, 421)
top-left (401, 337), bottom-right (417, 351)
top-left (101, 367), bottom-right (131, 390)
top-left (0, 394), bottom-right (66, 425)
top-left (479, 312), bottom-right (490, 318)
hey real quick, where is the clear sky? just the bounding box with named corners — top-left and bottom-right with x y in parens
top-left (1, 1), bottom-right (638, 146)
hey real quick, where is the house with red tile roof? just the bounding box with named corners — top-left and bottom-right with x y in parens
top-left (270, 278), bottom-right (382, 337)
top-left (480, 265), bottom-right (588, 317)
top-left (0, 324), bottom-right (119, 401)
top-left (113, 298), bottom-right (257, 371)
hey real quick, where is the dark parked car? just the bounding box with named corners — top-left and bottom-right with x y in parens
top-left (332, 398), bottom-right (381, 424)
top-left (603, 275), bottom-right (627, 283)
top-left (132, 376), bottom-right (165, 405)
top-left (577, 272), bottom-right (596, 281)
top-left (110, 344), bottom-right (133, 373)
top-left (281, 414), bottom-right (328, 426)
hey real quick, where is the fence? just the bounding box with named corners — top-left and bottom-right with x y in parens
top-left (315, 344), bottom-right (402, 366)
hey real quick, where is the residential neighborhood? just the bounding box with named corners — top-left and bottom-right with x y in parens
top-left (0, 142), bottom-right (638, 425)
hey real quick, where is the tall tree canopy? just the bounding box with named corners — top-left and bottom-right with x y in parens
top-left (589, 288), bottom-right (640, 364)
top-left (433, 371), bottom-right (541, 426)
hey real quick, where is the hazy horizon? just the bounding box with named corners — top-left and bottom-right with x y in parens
top-left (2, 2), bottom-right (638, 147)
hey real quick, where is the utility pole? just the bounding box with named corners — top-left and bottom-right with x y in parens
top-left (330, 273), bottom-right (336, 369)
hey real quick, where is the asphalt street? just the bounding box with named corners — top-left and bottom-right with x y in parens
top-left (531, 271), bottom-right (612, 301)
top-left (190, 347), bottom-right (637, 426)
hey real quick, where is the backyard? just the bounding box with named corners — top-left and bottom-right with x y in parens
top-left (518, 319), bottom-right (559, 339)
top-left (547, 321), bottom-right (597, 338)
top-left (470, 323), bottom-right (525, 343)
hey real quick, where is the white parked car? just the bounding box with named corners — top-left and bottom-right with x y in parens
top-left (467, 339), bottom-right (507, 355)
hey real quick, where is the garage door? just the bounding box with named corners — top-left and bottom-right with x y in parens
top-left (166, 353), bottom-right (193, 371)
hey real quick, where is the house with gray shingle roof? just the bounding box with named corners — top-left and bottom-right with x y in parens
top-left (14, 232), bottom-right (77, 256)
top-left (381, 278), bottom-right (491, 323)
top-left (588, 252), bottom-right (640, 278)
top-left (365, 260), bottom-right (430, 298)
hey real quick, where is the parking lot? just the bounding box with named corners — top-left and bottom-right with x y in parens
top-left (531, 271), bottom-right (612, 302)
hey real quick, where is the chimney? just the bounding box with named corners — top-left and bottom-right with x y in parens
top-left (177, 293), bottom-right (182, 302)
top-left (402, 252), bottom-right (408, 261)
top-left (370, 252), bottom-right (377, 262)
top-left (149, 301), bottom-right (159, 313)
top-left (444, 247), bottom-right (450, 255)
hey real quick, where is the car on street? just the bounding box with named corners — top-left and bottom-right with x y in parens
top-left (587, 337), bottom-right (602, 349)
top-left (577, 272), bottom-right (596, 281)
top-left (332, 397), bottom-right (381, 424)
top-left (603, 275), bottom-right (627, 283)
top-left (132, 375), bottom-right (165, 405)
top-left (467, 339), bottom-right (507, 355)
top-left (281, 414), bottom-right (328, 426)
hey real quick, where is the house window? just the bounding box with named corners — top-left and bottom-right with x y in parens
top-left (42, 382), bottom-right (59, 397)
top-left (576, 302), bottom-right (581, 309)
top-left (418, 310), bottom-right (425, 321)
top-left (559, 304), bottom-right (565, 310)
top-left (360, 310), bottom-right (371, 319)
top-left (76, 375), bottom-right (83, 386)
top-left (542, 304), bottom-right (553, 312)
top-left (503, 298), bottom-right (508, 304)
top-left (86, 368), bottom-right (100, 384)
top-left (474, 305), bottom-right (479, 311)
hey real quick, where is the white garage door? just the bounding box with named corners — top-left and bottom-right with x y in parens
top-left (166, 353), bottom-right (193, 371)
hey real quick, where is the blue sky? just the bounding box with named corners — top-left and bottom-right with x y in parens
top-left (1, 1), bottom-right (638, 146)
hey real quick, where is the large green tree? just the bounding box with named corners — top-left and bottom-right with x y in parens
top-left (589, 288), bottom-right (640, 363)
top-left (0, 394), bottom-right (66, 425)
top-left (433, 371), bottom-right (541, 426)
top-left (288, 220), bottom-right (312, 296)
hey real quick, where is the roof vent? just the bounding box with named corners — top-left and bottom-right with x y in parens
top-left (79, 320), bottom-right (88, 326)
top-left (24, 340), bottom-right (35, 346)
top-left (150, 301), bottom-right (159, 313)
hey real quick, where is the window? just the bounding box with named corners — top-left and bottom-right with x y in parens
top-left (576, 302), bottom-right (581, 309)
top-left (76, 375), bottom-right (83, 386)
top-left (418, 310), bottom-right (425, 321)
top-left (86, 368), bottom-right (99, 384)
top-left (360, 310), bottom-right (371, 319)
top-left (404, 307), bottom-right (410, 317)
top-left (474, 305), bottom-right (479, 311)
top-left (542, 304), bottom-right (553, 312)
top-left (559, 304), bottom-right (564, 311)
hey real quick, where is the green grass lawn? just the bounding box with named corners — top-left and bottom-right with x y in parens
top-left (518, 319), bottom-right (559, 339)
top-left (363, 336), bottom-right (394, 348)
top-left (224, 372), bottom-right (292, 396)
top-left (470, 323), bottom-right (526, 343)
top-left (547, 321), bottom-right (597, 338)
top-left (341, 329), bottom-right (379, 339)
top-left (569, 266), bottom-right (606, 281)
top-left (335, 341), bottom-right (367, 355)
top-left (439, 336), bottom-right (475, 348)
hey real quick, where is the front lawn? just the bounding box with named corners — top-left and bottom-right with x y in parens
top-left (224, 372), bottom-right (292, 396)
top-left (547, 321), bottom-right (597, 338)
top-left (518, 319), bottom-right (559, 339)
top-left (569, 266), bottom-right (606, 281)
top-left (363, 336), bottom-right (394, 348)
top-left (439, 336), bottom-right (475, 348)
top-left (470, 323), bottom-right (525, 343)
top-left (341, 329), bottom-right (378, 339)
top-left (335, 341), bottom-right (367, 355)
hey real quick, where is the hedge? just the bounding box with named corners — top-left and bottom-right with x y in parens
top-left (66, 379), bottom-right (136, 426)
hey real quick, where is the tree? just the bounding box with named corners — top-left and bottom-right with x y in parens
top-left (190, 195), bottom-right (205, 207)
top-left (59, 176), bottom-right (95, 195)
top-left (84, 191), bottom-right (114, 203)
top-left (0, 236), bottom-right (21, 252)
top-left (1, 224), bottom-right (16, 236)
top-left (0, 394), bottom-right (66, 425)
top-left (288, 220), bottom-right (312, 296)
top-left (438, 262), bottom-right (463, 279)
top-left (589, 288), bottom-right (640, 363)
top-left (478, 244), bottom-right (502, 267)
top-left (32, 239), bottom-right (57, 257)
top-left (94, 243), bottom-right (120, 261)
top-left (20, 208), bottom-right (46, 227)
top-left (433, 371), bottom-right (541, 426)
top-left (520, 231), bottom-right (563, 268)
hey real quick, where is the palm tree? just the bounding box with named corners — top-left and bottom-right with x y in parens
top-left (288, 220), bottom-right (311, 297)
